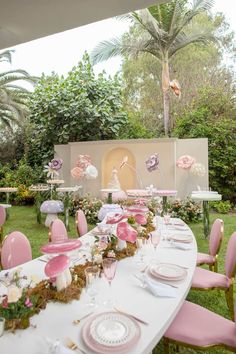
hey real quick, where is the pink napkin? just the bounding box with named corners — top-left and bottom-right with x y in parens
top-left (116, 222), bottom-right (138, 243)
top-left (106, 213), bottom-right (124, 224)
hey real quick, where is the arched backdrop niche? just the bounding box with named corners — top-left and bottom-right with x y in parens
top-left (102, 148), bottom-right (136, 190)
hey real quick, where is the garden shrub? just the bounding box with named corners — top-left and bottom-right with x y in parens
top-left (210, 200), bottom-right (232, 214)
top-left (0, 158), bottom-right (41, 204)
top-left (69, 194), bottom-right (103, 225)
top-left (168, 198), bottom-right (202, 223)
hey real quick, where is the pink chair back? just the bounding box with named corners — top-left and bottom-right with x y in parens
top-left (0, 205), bottom-right (6, 227)
top-left (1, 231), bottom-right (32, 269)
top-left (50, 219), bottom-right (68, 243)
top-left (209, 219), bottom-right (224, 256)
top-left (225, 232), bottom-right (236, 279)
top-left (76, 210), bottom-right (88, 237)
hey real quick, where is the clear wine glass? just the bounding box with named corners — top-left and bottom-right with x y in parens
top-left (85, 265), bottom-right (100, 308)
top-left (136, 237), bottom-right (148, 262)
top-left (102, 258), bottom-right (117, 306)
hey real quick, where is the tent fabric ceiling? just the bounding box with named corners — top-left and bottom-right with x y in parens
top-left (0, 0), bottom-right (169, 49)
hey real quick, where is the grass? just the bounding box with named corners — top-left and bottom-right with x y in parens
top-left (2, 206), bottom-right (236, 353)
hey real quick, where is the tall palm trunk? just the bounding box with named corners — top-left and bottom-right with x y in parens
top-left (162, 59), bottom-right (170, 137)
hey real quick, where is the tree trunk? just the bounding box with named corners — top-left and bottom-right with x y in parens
top-left (162, 60), bottom-right (170, 137)
top-left (163, 90), bottom-right (170, 137)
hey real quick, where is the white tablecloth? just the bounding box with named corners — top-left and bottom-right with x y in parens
top-left (0, 218), bottom-right (197, 354)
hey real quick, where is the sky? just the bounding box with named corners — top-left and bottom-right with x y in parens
top-left (1, 0), bottom-right (236, 79)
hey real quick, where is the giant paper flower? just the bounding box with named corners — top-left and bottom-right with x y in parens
top-left (71, 154), bottom-right (98, 181)
top-left (190, 162), bottom-right (206, 177)
top-left (176, 155), bottom-right (196, 170)
top-left (85, 165), bottom-right (98, 180)
top-left (145, 153), bottom-right (159, 172)
top-left (44, 157), bottom-right (63, 178)
top-left (71, 167), bottom-right (84, 180)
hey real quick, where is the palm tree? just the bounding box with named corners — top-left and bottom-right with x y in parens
top-left (91, 0), bottom-right (215, 136)
top-left (0, 49), bottom-right (36, 129)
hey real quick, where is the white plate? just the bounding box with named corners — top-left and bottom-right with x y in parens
top-left (149, 263), bottom-right (187, 280)
top-left (90, 312), bottom-right (137, 347)
top-left (169, 234), bottom-right (192, 243)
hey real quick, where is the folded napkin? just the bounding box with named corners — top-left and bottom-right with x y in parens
top-left (168, 241), bottom-right (192, 250)
top-left (144, 274), bottom-right (177, 298)
top-left (45, 338), bottom-right (73, 354)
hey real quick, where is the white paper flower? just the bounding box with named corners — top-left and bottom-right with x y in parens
top-left (190, 162), bottom-right (206, 177)
top-left (85, 165), bottom-right (98, 180)
top-left (7, 285), bottom-right (22, 303)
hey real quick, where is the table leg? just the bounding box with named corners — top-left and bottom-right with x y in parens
top-left (64, 192), bottom-right (70, 231)
top-left (161, 196), bottom-right (168, 216)
top-left (203, 200), bottom-right (210, 238)
top-left (107, 192), bottom-right (112, 204)
top-left (5, 192), bottom-right (10, 219)
top-left (35, 192), bottom-right (42, 224)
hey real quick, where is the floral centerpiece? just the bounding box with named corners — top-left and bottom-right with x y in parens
top-left (0, 269), bottom-right (38, 331)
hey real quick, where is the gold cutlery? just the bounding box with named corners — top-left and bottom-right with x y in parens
top-left (72, 311), bottom-right (94, 325)
top-left (65, 337), bottom-right (87, 354)
top-left (114, 307), bottom-right (149, 325)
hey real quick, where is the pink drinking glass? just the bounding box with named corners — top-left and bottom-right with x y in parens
top-left (102, 258), bottom-right (117, 306)
top-left (150, 231), bottom-right (160, 253)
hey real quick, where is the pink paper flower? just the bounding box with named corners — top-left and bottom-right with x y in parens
top-left (176, 155), bottom-right (196, 170)
top-left (145, 153), bottom-right (159, 172)
top-left (2, 296), bottom-right (8, 308)
top-left (71, 167), bottom-right (84, 180)
top-left (25, 297), bottom-right (33, 308)
top-left (76, 155), bottom-right (91, 170)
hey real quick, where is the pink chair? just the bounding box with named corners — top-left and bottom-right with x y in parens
top-left (49, 219), bottom-right (68, 243)
top-left (1, 231), bottom-right (32, 269)
top-left (164, 300), bottom-right (236, 353)
top-left (197, 218), bottom-right (224, 272)
top-left (192, 231), bottom-right (236, 320)
top-left (0, 205), bottom-right (6, 244)
top-left (75, 209), bottom-right (88, 237)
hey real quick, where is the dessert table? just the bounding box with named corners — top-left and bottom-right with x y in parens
top-left (0, 219), bottom-right (197, 354)
top-left (100, 188), bottom-right (120, 204)
top-left (191, 191), bottom-right (222, 238)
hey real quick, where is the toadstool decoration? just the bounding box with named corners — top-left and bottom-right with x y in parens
top-left (40, 200), bottom-right (64, 227)
top-left (45, 254), bottom-right (72, 292)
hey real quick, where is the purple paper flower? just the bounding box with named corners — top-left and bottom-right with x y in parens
top-left (145, 153), bottom-right (159, 172)
top-left (49, 158), bottom-right (63, 171)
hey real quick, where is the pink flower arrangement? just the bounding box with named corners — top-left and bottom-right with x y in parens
top-left (176, 155), bottom-right (196, 170)
top-left (71, 154), bottom-right (98, 181)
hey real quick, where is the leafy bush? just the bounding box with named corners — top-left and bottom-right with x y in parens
top-left (174, 87), bottom-right (236, 204)
top-left (169, 198), bottom-right (202, 223)
top-left (69, 194), bottom-right (103, 225)
top-left (0, 158), bottom-right (41, 204)
top-left (210, 200), bottom-right (232, 214)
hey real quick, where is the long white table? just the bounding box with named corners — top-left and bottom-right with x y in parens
top-left (0, 219), bottom-right (197, 354)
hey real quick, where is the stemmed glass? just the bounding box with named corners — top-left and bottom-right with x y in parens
top-left (150, 231), bottom-right (160, 254)
top-left (102, 258), bottom-right (117, 306)
top-left (136, 237), bottom-right (148, 262)
top-left (85, 266), bottom-right (100, 308)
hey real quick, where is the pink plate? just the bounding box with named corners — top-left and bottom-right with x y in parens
top-left (82, 312), bottom-right (141, 353)
top-left (45, 254), bottom-right (69, 277)
top-left (41, 239), bottom-right (82, 254)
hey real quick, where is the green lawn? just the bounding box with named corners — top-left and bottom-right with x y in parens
top-left (2, 206), bottom-right (236, 353)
